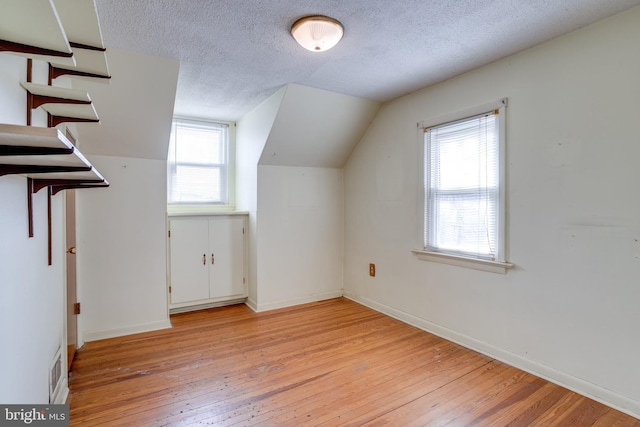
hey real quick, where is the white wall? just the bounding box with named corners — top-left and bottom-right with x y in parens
top-left (0, 176), bottom-right (66, 403)
top-left (71, 48), bottom-right (178, 342)
top-left (77, 155), bottom-right (171, 341)
top-left (0, 54), bottom-right (27, 124)
top-left (256, 165), bottom-right (344, 310)
top-left (344, 6), bottom-right (640, 417)
top-left (236, 87), bottom-right (286, 308)
top-left (237, 84), bottom-right (375, 311)
top-left (0, 54), bottom-right (67, 403)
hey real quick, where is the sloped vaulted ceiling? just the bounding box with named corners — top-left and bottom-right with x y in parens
top-left (259, 84), bottom-right (380, 168)
top-left (72, 48), bottom-right (179, 160)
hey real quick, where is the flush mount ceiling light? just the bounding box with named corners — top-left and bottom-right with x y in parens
top-left (291, 15), bottom-right (344, 52)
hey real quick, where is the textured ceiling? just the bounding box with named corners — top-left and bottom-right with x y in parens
top-left (95, 0), bottom-right (640, 122)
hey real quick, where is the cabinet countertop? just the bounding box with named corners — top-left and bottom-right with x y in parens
top-left (168, 211), bottom-right (249, 218)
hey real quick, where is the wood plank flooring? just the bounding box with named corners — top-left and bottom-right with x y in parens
top-left (68, 298), bottom-right (640, 426)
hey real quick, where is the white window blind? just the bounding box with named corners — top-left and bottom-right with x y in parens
top-left (424, 111), bottom-right (500, 260)
top-left (168, 119), bottom-right (229, 204)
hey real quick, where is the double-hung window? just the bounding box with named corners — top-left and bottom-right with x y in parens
top-left (420, 99), bottom-right (509, 271)
top-left (167, 119), bottom-right (229, 206)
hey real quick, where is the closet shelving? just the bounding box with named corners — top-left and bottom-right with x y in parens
top-left (1, 1), bottom-right (109, 185)
top-left (21, 82), bottom-right (100, 127)
top-left (49, 0), bottom-right (111, 82)
top-left (0, 124), bottom-right (110, 265)
top-left (28, 169), bottom-right (109, 195)
top-left (50, 46), bottom-right (111, 82)
top-left (0, 124), bottom-right (102, 181)
top-left (0, 123), bottom-right (75, 156)
top-left (1, 0), bottom-right (111, 265)
top-left (0, 0), bottom-right (75, 66)
top-left (0, 123), bottom-right (109, 227)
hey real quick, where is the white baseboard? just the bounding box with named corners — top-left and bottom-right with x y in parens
top-left (169, 298), bottom-right (247, 314)
top-left (252, 290), bottom-right (343, 312)
top-left (82, 319), bottom-right (172, 342)
top-left (54, 377), bottom-right (68, 405)
top-left (245, 297), bottom-right (258, 312)
top-left (344, 292), bottom-right (640, 420)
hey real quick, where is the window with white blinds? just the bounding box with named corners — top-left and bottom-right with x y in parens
top-left (167, 119), bottom-right (229, 205)
top-left (424, 108), bottom-right (504, 261)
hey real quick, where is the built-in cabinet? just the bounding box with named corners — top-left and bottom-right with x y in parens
top-left (168, 214), bottom-right (248, 312)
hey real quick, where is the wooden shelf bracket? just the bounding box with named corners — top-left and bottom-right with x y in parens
top-left (0, 39), bottom-right (73, 61)
top-left (21, 82), bottom-right (99, 127)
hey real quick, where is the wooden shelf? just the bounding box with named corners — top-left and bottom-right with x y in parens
top-left (0, 149), bottom-right (92, 177)
top-left (27, 168), bottom-right (109, 195)
top-left (1, 0), bottom-right (110, 81)
top-left (41, 103), bottom-right (100, 127)
top-left (54, 0), bottom-right (106, 50)
top-left (21, 81), bottom-right (99, 126)
top-left (0, 123), bottom-right (74, 155)
top-left (27, 168), bottom-right (107, 182)
top-left (21, 81), bottom-right (93, 107)
top-left (50, 0), bottom-right (111, 81)
top-left (50, 47), bottom-right (111, 81)
top-left (0, 0), bottom-right (75, 67)
top-left (0, 124), bottom-right (107, 188)
top-left (1, 1), bottom-right (110, 266)
top-left (0, 123), bottom-right (109, 265)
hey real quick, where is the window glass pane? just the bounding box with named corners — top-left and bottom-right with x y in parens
top-left (167, 119), bottom-right (229, 205)
top-left (424, 111), bottom-right (500, 259)
top-left (171, 166), bottom-right (221, 203)
top-left (175, 125), bottom-right (222, 165)
top-left (431, 116), bottom-right (497, 191)
top-left (430, 191), bottom-right (497, 256)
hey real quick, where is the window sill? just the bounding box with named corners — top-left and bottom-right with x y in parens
top-left (412, 249), bottom-right (514, 274)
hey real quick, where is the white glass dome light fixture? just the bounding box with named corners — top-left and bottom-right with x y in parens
top-left (291, 15), bottom-right (344, 52)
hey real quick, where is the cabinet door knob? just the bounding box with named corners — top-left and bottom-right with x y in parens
top-left (211, 253), bottom-right (215, 265)
top-left (203, 254), bottom-right (206, 265)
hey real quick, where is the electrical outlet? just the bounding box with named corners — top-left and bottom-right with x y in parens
top-left (369, 263), bottom-right (375, 277)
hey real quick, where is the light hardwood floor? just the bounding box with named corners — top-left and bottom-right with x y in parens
top-left (68, 298), bottom-right (640, 426)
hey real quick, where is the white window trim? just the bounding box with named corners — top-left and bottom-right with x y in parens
top-left (414, 98), bottom-right (514, 274)
top-left (167, 117), bottom-right (236, 214)
top-left (412, 249), bottom-right (513, 274)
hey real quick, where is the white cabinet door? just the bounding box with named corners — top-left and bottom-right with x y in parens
top-left (169, 218), bottom-right (210, 304)
top-left (169, 215), bottom-right (247, 308)
top-left (209, 217), bottom-right (245, 299)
